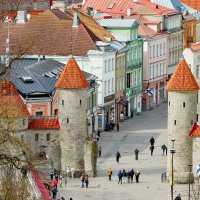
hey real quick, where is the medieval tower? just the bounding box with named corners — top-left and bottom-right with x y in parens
top-left (56, 58), bottom-right (89, 176)
top-left (166, 58), bottom-right (199, 183)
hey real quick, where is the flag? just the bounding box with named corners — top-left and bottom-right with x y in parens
top-left (145, 88), bottom-right (153, 97)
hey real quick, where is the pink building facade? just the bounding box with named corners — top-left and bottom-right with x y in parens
top-left (142, 32), bottom-right (168, 110)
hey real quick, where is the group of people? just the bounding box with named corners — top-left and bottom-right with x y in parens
top-left (80, 174), bottom-right (89, 188)
top-left (117, 169), bottom-right (140, 184)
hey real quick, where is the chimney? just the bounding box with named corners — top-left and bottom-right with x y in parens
top-left (127, 8), bottom-right (133, 16)
top-left (72, 11), bottom-right (80, 28)
top-left (16, 11), bottom-right (27, 23)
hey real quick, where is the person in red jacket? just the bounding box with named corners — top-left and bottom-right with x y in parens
top-left (53, 178), bottom-right (58, 189)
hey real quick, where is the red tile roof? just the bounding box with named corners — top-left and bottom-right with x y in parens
top-left (0, 81), bottom-right (30, 118)
top-left (180, 0), bottom-right (200, 11)
top-left (0, 10), bottom-right (99, 57)
top-left (191, 42), bottom-right (200, 52)
top-left (166, 59), bottom-right (199, 91)
top-left (189, 122), bottom-right (200, 137)
top-left (31, 170), bottom-right (51, 200)
top-left (56, 58), bottom-right (89, 89)
top-left (83, 0), bottom-right (179, 16)
top-left (28, 116), bottom-right (60, 130)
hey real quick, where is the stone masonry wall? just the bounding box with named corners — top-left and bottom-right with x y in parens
top-left (58, 89), bottom-right (88, 177)
top-left (84, 138), bottom-right (98, 177)
top-left (167, 91), bottom-right (197, 183)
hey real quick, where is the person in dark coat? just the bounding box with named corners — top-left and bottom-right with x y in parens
top-left (116, 151), bottom-right (121, 163)
top-left (98, 146), bottom-right (102, 157)
top-left (130, 169), bottom-right (134, 182)
top-left (135, 148), bottom-right (139, 160)
top-left (84, 175), bottom-right (89, 188)
top-left (122, 169), bottom-right (127, 183)
top-left (118, 170), bottom-right (122, 184)
top-left (175, 194), bottom-right (181, 200)
top-left (149, 145), bottom-right (154, 156)
top-left (161, 144), bottom-right (167, 156)
top-left (150, 136), bottom-right (155, 146)
top-left (52, 186), bottom-right (57, 199)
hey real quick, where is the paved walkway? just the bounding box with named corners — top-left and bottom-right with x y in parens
top-left (58, 103), bottom-right (188, 200)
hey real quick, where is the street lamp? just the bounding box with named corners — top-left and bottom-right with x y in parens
top-left (188, 164), bottom-right (193, 200)
top-left (170, 139), bottom-right (176, 200)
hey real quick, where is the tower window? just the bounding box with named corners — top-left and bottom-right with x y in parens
top-left (174, 120), bottom-right (176, 125)
top-left (197, 114), bottom-right (199, 122)
top-left (23, 119), bottom-right (25, 125)
top-left (191, 120), bottom-right (193, 125)
top-left (62, 100), bottom-right (64, 106)
top-left (35, 134), bottom-right (39, 141)
top-left (46, 133), bottom-right (50, 141)
top-left (67, 118), bottom-right (69, 123)
top-left (169, 101), bottom-right (170, 106)
top-left (183, 102), bottom-right (185, 108)
top-left (80, 100), bottom-right (82, 106)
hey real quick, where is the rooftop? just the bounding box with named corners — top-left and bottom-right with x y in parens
top-left (83, 0), bottom-right (180, 16)
top-left (166, 58), bottom-right (199, 91)
top-left (97, 19), bottom-right (138, 28)
top-left (56, 58), bottom-right (89, 89)
top-left (28, 116), bottom-right (60, 130)
top-left (189, 122), bottom-right (200, 137)
top-left (180, 0), bottom-right (200, 11)
top-left (191, 42), bottom-right (200, 52)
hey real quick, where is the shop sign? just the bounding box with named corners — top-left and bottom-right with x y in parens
top-left (104, 94), bottom-right (115, 103)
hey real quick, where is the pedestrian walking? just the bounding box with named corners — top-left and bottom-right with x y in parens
top-left (52, 186), bottom-right (57, 199)
top-left (61, 197), bottom-right (65, 200)
top-left (107, 168), bottom-right (112, 181)
top-left (150, 136), bottom-right (155, 146)
top-left (50, 168), bottom-right (55, 180)
top-left (149, 145), bottom-right (154, 156)
top-left (117, 122), bottom-right (119, 131)
top-left (80, 173), bottom-right (85, 188)
top-left (118, 170), bottom-right (122, 184)
top-left (84, 175), bottom-right (89, 188)
top-left (127, 170), bottom-right (131, 183)
top-left (116, 151), bottom-right (121, 163)
top-left (53, 178), bottom-right (58, 189)
top-left (175, 193), bottom-right (181, 200)
top-left (98, 146), bottom-right (102, 157)
top-left (161, 144), bottom-right (167, 156)
top-left (59, 173), bottom-right (63, 187)
top-left (135, 170), bottom-right (140, 183)
top-left (135, 148), bottom-right (139, 160)
top-left (122, 169), bottom-right (127, 183)
top-left (130, 169), bottom-right (134, 182)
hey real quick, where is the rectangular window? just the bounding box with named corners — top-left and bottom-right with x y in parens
top-left (174, 120), bottom-right (176, 125)
top-left (156, 64), bottom-right (158, 78)
top-left (62, 100), bottom-right (64, 107)
top-left (54, 109), bottom-right (58, 115)
top-left (196, 65), bottom-right (199, 79)
top-left (137, 69), bottom-right (140, 85)
top-left (160, 44), bottom-right (162, 56)
top-left (163, 62), bottom-right (166, 74)
top-left (153, 45), bottom-right (155, 58)
top-left (104, 81), bottom-right (107, 94)
top-left (108, 59), bottom-right (111, 71)
top-left (153, 65), bottom-right (156, 78)
top-left (122, 76), bottom-right (125, 90)
top-left (158, 63), bottom-right (160, 76)
top-left (160, 63), bottom-right (162, 75)
top-left (104, 60), bottom-right (107, 73)
top-left (36, 111), bottom-right (43, 116)
top-left (156, 44), bottom-right (159, 57)
top-left (35, 134), bottom-right (39, 142)
top-left (108, 79), bottom-right (110, 93)
top-left (135, 70), bottom-right (137, 85)
top-left (163, 43), bottom-right (165, 55)
top-left (112, 78), bottom-right (114, 91)
top-left (112, 58), bottom-right (114, 71)
top-left (46, 133), bottom-right (50, 142)
top-left (127, 73), bottom-right (130, 88)
top-left (150, 66), bottom-right (152, 79)
top-left (150, 46), bottom-right (152, 59)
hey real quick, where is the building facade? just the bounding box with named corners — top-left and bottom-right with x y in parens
top-left (98, 19), bottom-right (143, 117)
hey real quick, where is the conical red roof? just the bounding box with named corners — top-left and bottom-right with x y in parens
top-left (56, 58), bottom-right (89, 89)
top-left (0, 81), bottom-right (30, 118)
top-left (166, 59), bottom-right (199, 91)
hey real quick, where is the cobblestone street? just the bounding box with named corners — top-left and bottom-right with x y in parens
top-left (58, 103), bottom-right (189, 200)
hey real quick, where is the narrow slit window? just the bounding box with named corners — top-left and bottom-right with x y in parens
top-left (169, 101), bottom-right (170, 106)
top-left (80, 100), bottom-right (82, 106)
top-left (62, 100), bottom-right (64, 106)
top-left (183, 102), bottom-right (185, 108)
top-left (191, 120), bottom-right (193, 125)
top-left (67, 118), bottom-right (69, 123)
top-left (174, 120), bottom-right (176, 125)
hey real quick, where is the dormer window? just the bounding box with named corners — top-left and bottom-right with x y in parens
top-left (107, 3), bottom-right (115, 9)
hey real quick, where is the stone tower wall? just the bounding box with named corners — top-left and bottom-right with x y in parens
top-left (58, 89), bottom-right (87, 176)
top-left (167, 91), bottom-right (197, 183)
